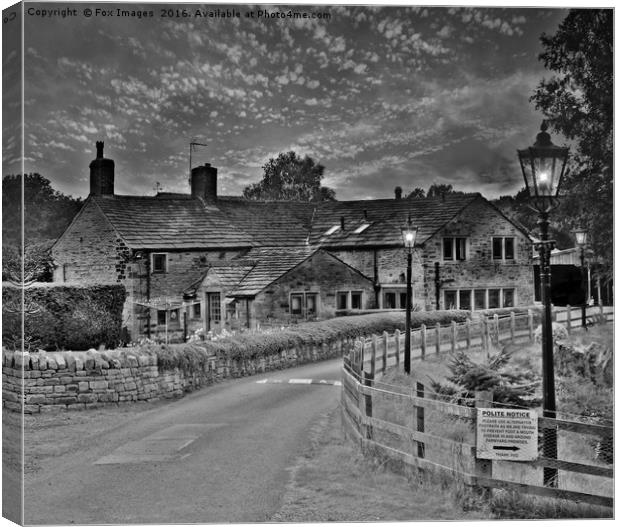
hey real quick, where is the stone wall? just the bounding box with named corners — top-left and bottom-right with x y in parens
top-left (2, 337), bottom-right (350, 413)
top-left (251, 251), bottom-right (375, 323)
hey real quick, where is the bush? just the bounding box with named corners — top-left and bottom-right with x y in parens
top-left (2, 283), bottom-right (126, 350)
top-left (134, 310), bottom-right (471, 367)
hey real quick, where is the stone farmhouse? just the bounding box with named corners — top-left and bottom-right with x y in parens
top-left (52, 143), bottom-right (535, 340)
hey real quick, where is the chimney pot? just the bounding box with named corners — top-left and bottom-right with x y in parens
top-left (191, 163), bottom-right (218, 201)
top-left (89, 140), bottom-right (114, 196)
top-left (395, 186), bottom-right (403, 200)
top-left (340, 216), bottom-right (345, 230)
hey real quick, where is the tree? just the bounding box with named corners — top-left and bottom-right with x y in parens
top-left (407, 187), bottom-right (426, 199)
top-left (243, 151), bottom-right (336, 201)
top-left (2, 174), bottom-right (82, 282)
top-left (426, 183), bottom-right (464, 198)
top-left (531, 9), bottom-right (613, 278)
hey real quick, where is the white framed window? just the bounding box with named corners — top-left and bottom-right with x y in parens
top-left (353, 223), bottom-right (370, 234)
top-left (492, 237), bottom-right (515, 261)
top-left (382, 286), bottom-right (408, 309)
top-left (351, 291), bottom-right (363, 310)
top-left (336, 291), bottom-right (349, 310)
top-left (151, 253), bottom-right (168, 273)
top-left (444, 288), bottom-right (516, 310)
top-left (290, 292), bottom-right (320, 317)
top-left (324, 225), bottom-right (340, 236)
top-left (443, 237), bottom-right (467, 261)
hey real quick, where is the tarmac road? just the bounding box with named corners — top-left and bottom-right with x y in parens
top-left (23, 358), bottom-right (343, 525)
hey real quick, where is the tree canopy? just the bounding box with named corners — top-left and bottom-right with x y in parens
top-left (243, 151), bottom-right (336, 202)
top-left (2, 174), bottom-right (82, 282)
top-left (531, 9), bottom-right (612, 277)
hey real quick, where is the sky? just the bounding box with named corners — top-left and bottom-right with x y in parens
top-left (2, 2), bottom-right (589, 200)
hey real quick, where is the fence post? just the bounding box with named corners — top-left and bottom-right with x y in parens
top-left (474, 390), bottom-right (493, 497)
top-left (420, 324), bottom-right (427, 360)
top-left (451, 320), bottom-right (457, 353)
top-left (481, 318), bottom-right (488, 356)
top-left (363, 371), bottom-right (374, 441)
top-left (465, 319), bottom-right (471, 350)
top-left (510, 311), bottom-right (516, 343)
top-left (415, 382), bottom-right (425, 458)
top-left (528, 309), bottom-right (534, 341)
top-left (435, 322), bottom-right (441, 355)
top-left (382, 331), bottom-right (388, 374)
top-left (493, 314), bottom-right (500, 345)
top-left (551, 304), bottom-right (556, 322)
top-left (394, 329), bottom-right (400, 367)
top-left (370, 335), bottom-right (377, 379)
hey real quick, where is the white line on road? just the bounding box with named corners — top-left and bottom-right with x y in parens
top-left (256, 379), bottom-right (342, 386)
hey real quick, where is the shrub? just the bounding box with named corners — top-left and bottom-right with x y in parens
top-left (2, 283), bottom-right (126, 350)
top-left (134, 310), bottom-right (471, 367)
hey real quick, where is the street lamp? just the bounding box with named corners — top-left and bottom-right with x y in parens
top-left (518, 120), bottom-right (569, 488)
top-left (574, 228), bottom-right (588, 328)
top-left (401, 215), bottom-right (418, 375)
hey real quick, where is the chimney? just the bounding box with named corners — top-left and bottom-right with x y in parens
top-left (89, 141), bottom-right (114, 196)
top-left (191, 163), bottom-right (217, 201)
top-left (340, 216), bottom-right (345, 231)
top-left (395, 186), bottom-right (402, 200)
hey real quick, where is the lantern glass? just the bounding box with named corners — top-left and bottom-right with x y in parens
top-left (574, 229), bottom-right (588, 246)
top-left (401, 222), bottom-right (417, 250)
top-left (518, 122), bottom-right (569, 210)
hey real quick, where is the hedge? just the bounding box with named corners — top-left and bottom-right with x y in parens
top-left (2, 283), bottom-right (126, 351)
top-left (140, 309), bottom-right (471, 370)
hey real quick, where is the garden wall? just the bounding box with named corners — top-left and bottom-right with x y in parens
top-left (2, 338), bottom-right (349, 414)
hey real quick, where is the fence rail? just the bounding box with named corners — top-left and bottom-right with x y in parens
top-left (341, 307), bottom-right (614, 510)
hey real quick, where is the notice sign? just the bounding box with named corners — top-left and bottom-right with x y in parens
top-left (476, 408), bottom-right (538, 461)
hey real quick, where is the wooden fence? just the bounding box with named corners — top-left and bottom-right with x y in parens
top-left (341, 308), bottom-right (614, 509)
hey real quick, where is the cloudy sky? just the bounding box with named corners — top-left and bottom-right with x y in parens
top-left (4, 2), bottom-right (580, 200)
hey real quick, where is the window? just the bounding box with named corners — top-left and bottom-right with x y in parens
top-left (459, 290), bottom-right (472, 311)
top-left (306, 294), bottom-right (317, 315)
top-left (208, 293), bottom-right (221, 322)
top-left (157, 310), bottom-right (166, 325)
top-left (503, 289), bottom-right (515, 308)
top-left (443, 237), bottom-right (467, 261)
top-left (337, 292), bottom-right (349, 310)
top-left (193, 303), bottom-right (201, 318)
top-left (383, 288), bottom-right (407, 309)
top-left (445, 288), bottom-right (516, 310)
top-left (474, 290), bottom-right (486, 310)
top-left (291, 293), bottom-right (303, 315)
top-left (152, 253), bottom-right (167, 273)
top-left (488, 289), bottom-right (500, 309)
top-left (492, 237), bottom-right (515, 260)
top-left (325, 225), bottom-right (340, 236)
top-left (444, 290), bottom-right (457, 310)
top-left (351, 291), bottom-right (362, 310)
top-left (353, 223), bottom-right (370, 234)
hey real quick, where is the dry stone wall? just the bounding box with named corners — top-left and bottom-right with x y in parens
top-left (2, 338), bottom-right (349, 413)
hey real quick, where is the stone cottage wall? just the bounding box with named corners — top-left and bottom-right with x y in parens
top-left (2, 337), bottom-right (351, 414)
top-left (421, 198), bottom-right (535, 310)
top-left (251, 251), bottom-right (375, 323)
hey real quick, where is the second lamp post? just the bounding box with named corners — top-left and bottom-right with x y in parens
top-left (401, 216), bottom-right (418, 375)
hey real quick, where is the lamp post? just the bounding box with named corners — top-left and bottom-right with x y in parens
top-left (401, 215), bottom-right (418, 375)
top-left (574, 228), bottom-right (588, 328)
top-left (518, 121), bottom-right (569, 488)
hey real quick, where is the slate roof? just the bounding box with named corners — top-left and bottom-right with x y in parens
top-left (226, 246), bottom-right (317, 297)
top-left (92, 194), bottom-right (253, 249)
top-left (308, 193), bottom-right (482, 248)
top-left (216, 198), bottom-right (315, 246)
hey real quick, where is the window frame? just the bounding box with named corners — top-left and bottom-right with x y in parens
top-left (444, 287), bottom-right (517, 310)
top-left (151, 252), bottom-right (168, 273)
top-left (492, 236), bottom-right (516, 261)
top-left (442, 237), bottom-right (467, 261)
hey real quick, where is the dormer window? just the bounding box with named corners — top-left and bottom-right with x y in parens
top-left (353, 223), bottom-right (370, 234)
top-left (324, 225), bottom-right (340, 236)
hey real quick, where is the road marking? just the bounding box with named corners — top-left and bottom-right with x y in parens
top-left (256, 378), bottom-right (342, 386)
